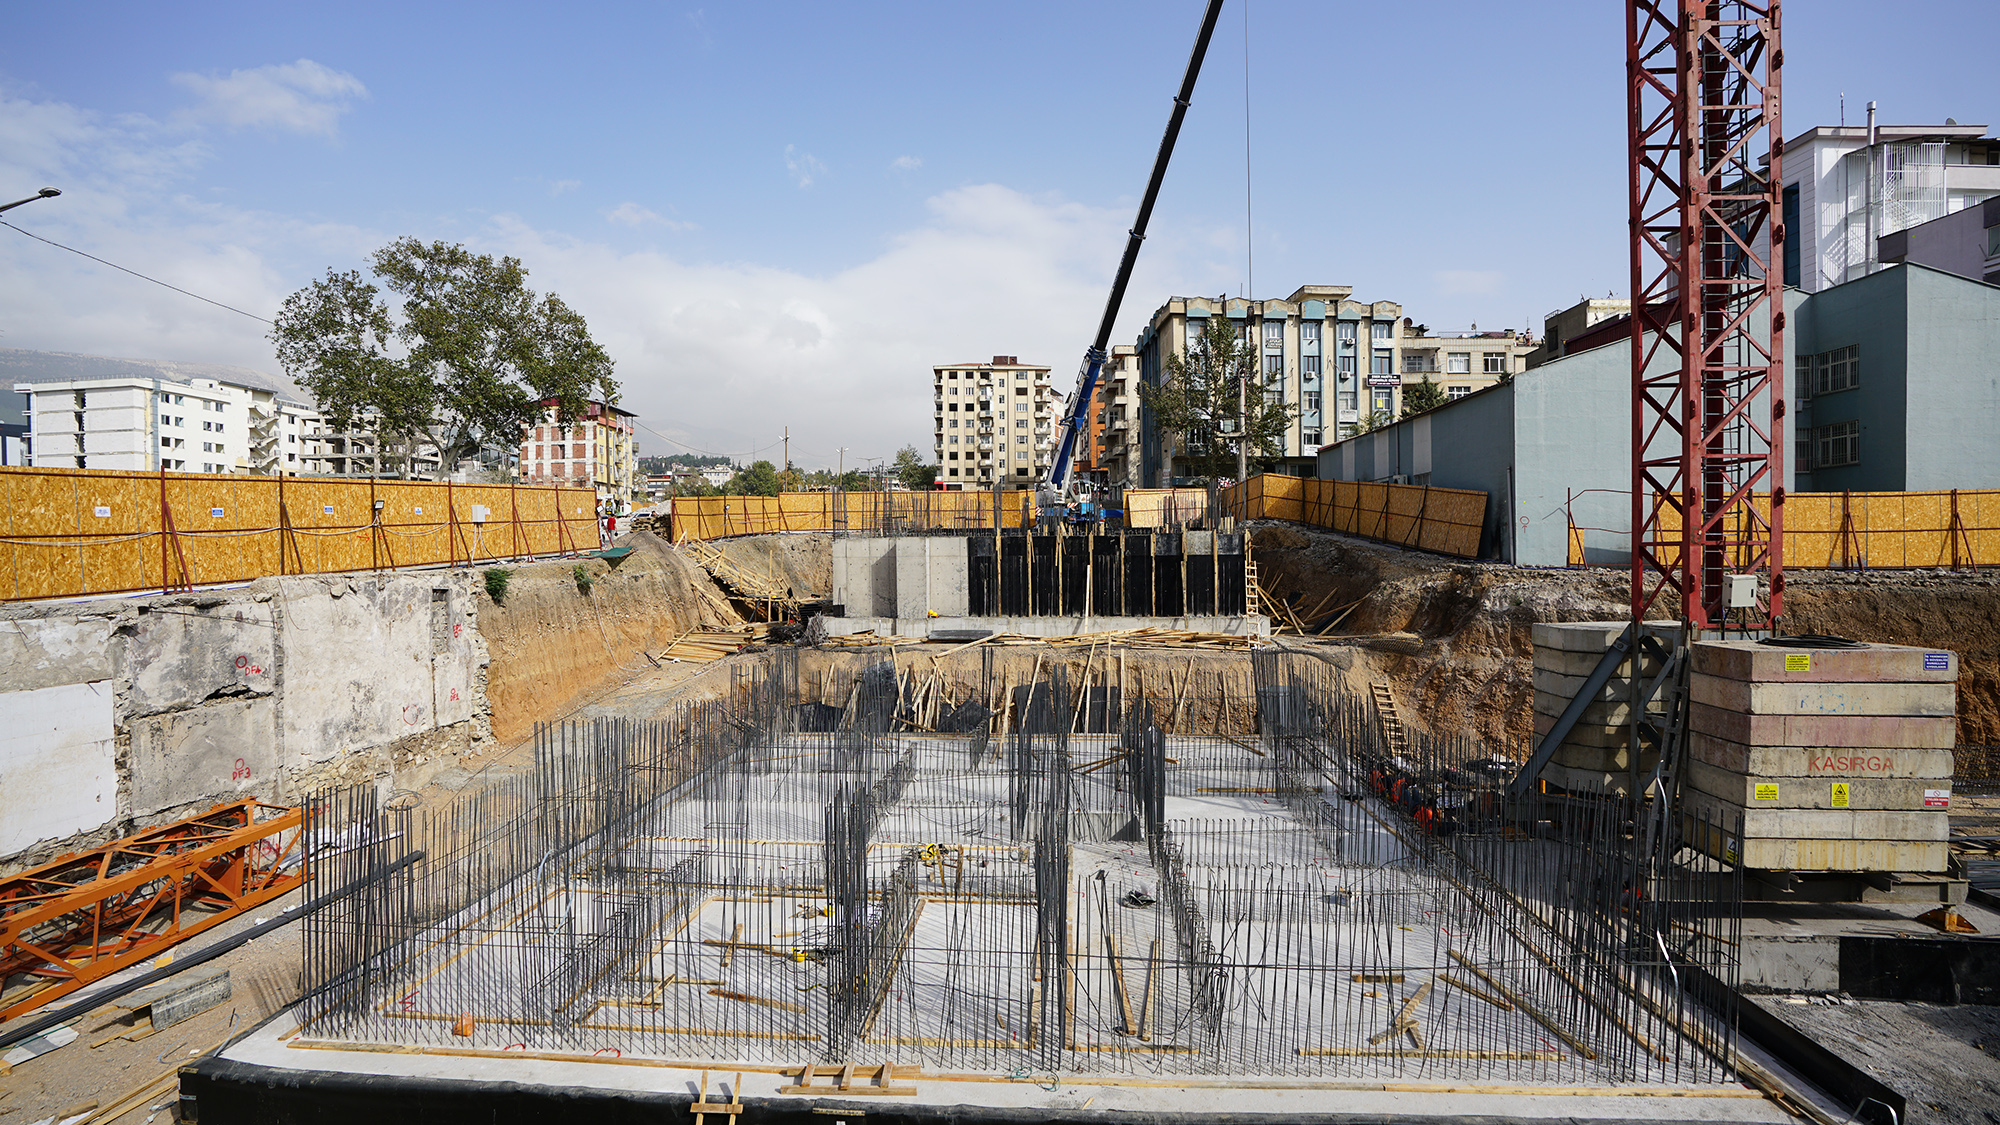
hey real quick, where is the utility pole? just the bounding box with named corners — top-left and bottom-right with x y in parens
top-left (1236, 371), bottom-right (1248, 484)
top-left (836, 446), bottom-right (847, 479)
top-left (783, 427), bottom-right (790, 474)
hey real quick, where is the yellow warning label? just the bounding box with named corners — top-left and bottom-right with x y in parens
top-left (1754, 783), bottom-right (1780, 801)
top-left (1830, 783), bottom-right (1850, 808)
top-left (1784, 653), bottom-right (1811, 671)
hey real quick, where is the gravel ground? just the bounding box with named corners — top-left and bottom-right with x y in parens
top-left (1754, 994), bottom-right (2000, 1124)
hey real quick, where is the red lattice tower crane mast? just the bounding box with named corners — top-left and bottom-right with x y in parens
top-left (1627, 0), bottom-right (1785, 633)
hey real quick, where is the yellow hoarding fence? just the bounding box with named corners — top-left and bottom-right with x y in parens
top-left (1, 465), bottom-right (600, 602)
top-left (1221, 474), bottom-right (1487, 559)
top-left (1643, 488), bottom-right (2000, 570)
top-left (669, 490), bottom-right (1036, 540)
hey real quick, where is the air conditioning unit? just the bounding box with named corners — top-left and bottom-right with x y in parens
top-left (1389, 474), bottom-right (1408, 485)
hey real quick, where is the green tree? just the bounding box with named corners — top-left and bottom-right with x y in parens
top-left (1400, 376), bottom-right (1447, 419)
top-left (1358, 409), bottom-right (1397, 434)
top-left (724, 460), bottom-right (782, 496)
top-left (270, 239), bottom-right (618, 475)
top-left (1137, 315), bottom-right (1294, 482)
top-left (835, 468), bottom-right (875, 492)
top-left (891, 445), bottom-right (937, 490)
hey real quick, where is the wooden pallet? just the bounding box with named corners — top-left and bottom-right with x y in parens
top-left (779, 1062), bottom-right (919, 1096)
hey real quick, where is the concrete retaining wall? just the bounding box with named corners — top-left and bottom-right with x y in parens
top-left (0, 571), bottom-right (492, 872)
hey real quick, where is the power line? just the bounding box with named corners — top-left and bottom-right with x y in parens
top-left (1, 220), bottom-right (274, 325)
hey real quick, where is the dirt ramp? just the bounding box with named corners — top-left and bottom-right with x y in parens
top-left (480, 533), bottom-right (740, 744)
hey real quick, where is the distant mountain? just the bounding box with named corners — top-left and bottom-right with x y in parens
top-left (0, 348), bottom-right (315, 406)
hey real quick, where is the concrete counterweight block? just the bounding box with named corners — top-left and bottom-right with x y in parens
top-left (1528, 622), bottom-right (1680, 795)
top-left (1684, 639), bottom-right (1959, 874)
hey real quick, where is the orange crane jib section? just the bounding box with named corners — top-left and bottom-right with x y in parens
top-left (0, 799), bottom-right (305, 1023)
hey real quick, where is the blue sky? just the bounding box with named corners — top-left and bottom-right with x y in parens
top-left (2, 1), bottom-right (1994, 469)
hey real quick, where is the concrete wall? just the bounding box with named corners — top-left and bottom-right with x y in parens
top-left (833, 537), bottom-right (969, 619)
top-left (1901, 265), bottom-right (2000, 490)
top-left (0, 571), bottom-right (491, 872)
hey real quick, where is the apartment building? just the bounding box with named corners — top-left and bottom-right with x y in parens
top-left (516, 400), bottom-right (640, 505)
top-left (1075, 345), bottom-right (1141, 487)
top-left (932, 356), bottom-right (1057, 490)
top-left (1774, 118), bottom-right (2000, 293)
top-left (1137, 286), bottom-right (1474, 484)
top-left (14, 375), bottom-right (317, 475)
top-left (1396, 327), bottom-right (1533, 407)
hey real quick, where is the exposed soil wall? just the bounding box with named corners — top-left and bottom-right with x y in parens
top-left (707, 532), bottom-right (833, 599)
top-left (478, 533), bottom-right (741, 745)
top-left (1249, 522), bottom-right (2000, 753)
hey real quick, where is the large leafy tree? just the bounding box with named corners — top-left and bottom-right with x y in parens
top-left (1137, 315), bottom-right (1294, 482)
top-left (270, 239), bottom-right (618, 474)
top-left (725, 460), bottom-right (782, 496)
top-left (891, 444), bottom-right (937, 490)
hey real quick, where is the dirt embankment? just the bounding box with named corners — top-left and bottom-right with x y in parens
top-left (1249, 522), bottom-right (2000, 753)
top-left (707, 532), bottom-right (833, 599)
top-left (478, 533), bottom-right (742, 744)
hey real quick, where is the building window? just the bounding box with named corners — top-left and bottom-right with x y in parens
top-left (1263, 353), bottom-right (1284, 377)
top-left (1263, 320), bottom-right (1283, 347)
top-left (1338, 423), bottom-right (1358, 441)
top-left (1301, 321), bottom-right (1320, 345)
top-left (1447, 385), bottom-right (1473, 399)
top-left (1338, 390), bottom-right (1358, 412)
top-left (1815, 420), bottom-right (1860, 467)
top-left (1482, 353), bottom-right (1508, 374)
top-left (1447, 352), bottom-right (1471, 374)
top-left (1370, 349), bottom-right (1392, 376)
top-left (1370, 321), bottom-right (1392, 341)
top-left (1372, 389), bottom-right (1394, 413)
top-left (1301, 354), bottom-right (1321, 378)
top-left (1304, 391), bottom-right (1322, 412)
top-left (1303, 429), bottom-right (1321, 445)
top-left (1337, 355), bottom-right (1357, 379)
top-left (1808, 345), bottom-right (1860, 396)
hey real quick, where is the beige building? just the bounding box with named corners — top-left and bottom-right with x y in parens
top-left (1077, 344), bottom-right (1141, 487)
top-left (932, 356), bottom-right (1057, 490)
top-left (1397, 327), bottom-right (1535, 407)
top-left (1523, 297), bottom-right (1631, 369)
top-left (516, 400), bottom-right (640, 506)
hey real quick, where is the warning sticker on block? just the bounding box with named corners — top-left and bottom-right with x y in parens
top-left (1784, 653), bottom-right (1810, 671)
top-left (1754, 783), bottom-right (1780, 802)
top-left (1923, 653), bottom-right (1950, 671)
top-left (1830, 783), bottom-right (1850, 808)
top-left (1923, 789), bottom-right (1950, 809)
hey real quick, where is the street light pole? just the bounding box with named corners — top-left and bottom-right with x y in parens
top-left (0, 187), bottom-right (61, 215)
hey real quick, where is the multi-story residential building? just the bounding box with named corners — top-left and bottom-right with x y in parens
top-left (1396, 326), bottom-right (1533, 408)
top-left (932, 356), bottom-right (1058, 490)
top-left (1137, 286), bottom-right (1443, 484)
top-left (1075, 345), bottom-right (1141, 487)
top-left (1774, 117), bottom-right (2000, 293)
top-left (14, 374), bottom-right (317, 475)
top-left (516, 400), bottom-right (639, 505)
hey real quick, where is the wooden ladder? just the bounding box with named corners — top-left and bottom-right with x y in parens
top-left (1371, 682), bottom-right (1409, 758)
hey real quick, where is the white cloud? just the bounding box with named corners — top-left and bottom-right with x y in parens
top-left (0, 87), bottom-right (1243, 468)
top-left (170, 60), bottom-right (368, 136)
top-left (1433, 269), bottom-right (1505, 296)
top-left (784, 145), bottom-right (826, 189)
top-left (549, 179), bottom-right (582, 196)
top-left (890, 155), bottom-right (922, 171)
top-left (603, 202), bottom-right (698, 231)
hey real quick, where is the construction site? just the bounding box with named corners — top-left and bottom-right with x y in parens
top-left (4, 2), bottom-right (2000, 1125)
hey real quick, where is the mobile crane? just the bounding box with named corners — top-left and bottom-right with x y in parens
top-left (1038, 0), bottom-right (1225, 525)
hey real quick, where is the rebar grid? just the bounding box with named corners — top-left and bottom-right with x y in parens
top-left (295, 648), bottom-right (1743, 1086)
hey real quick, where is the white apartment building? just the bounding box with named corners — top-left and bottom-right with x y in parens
top-left (1776, 118), bottom-right (2000, 292)
top-left (15, 376), bottom-right (317, 475)
top-left (933, 356), bottom-right (1057, 490)
top-left (515, 400), bottom-right (640, 505)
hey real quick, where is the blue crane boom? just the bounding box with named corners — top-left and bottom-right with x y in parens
top-left (1039, 0), bottom-right (1226, 516)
